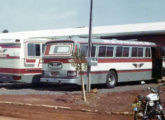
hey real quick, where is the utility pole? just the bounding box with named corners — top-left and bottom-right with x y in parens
top-left (87, 0), bottom-right (93, 93)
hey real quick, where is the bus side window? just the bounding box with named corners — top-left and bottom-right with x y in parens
top-left (138, 48), bottom-right (143, 57)
top-left (145, 48), bottom-right (151, 57)
top-left (106, 47), bottom-right (113, 57)
top-left (80, 45), bottom-right (96, 57)
top-left (99, 46), bottom-right (106, 57)
top-left (123, 47), bottom-right (129, 57)
top-left (91, 46), bottom-right (96, 57)
top-left (28, 43), bottom-right (41, 57)
top-left (116, 47), bottom-right (122, 57)
top-left (132, 47), bottom-right (138, 57)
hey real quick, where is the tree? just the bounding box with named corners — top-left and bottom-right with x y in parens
top-left (72, 51), bottom-right (87, 102)
top-left (2, 29), bottom-right (9, 33)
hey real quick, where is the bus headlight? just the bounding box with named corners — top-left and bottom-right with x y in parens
top-left (149, 101), bottom-right (154, 107)
top-left (13, 76), bottom-right (21, 80)
top-left (67, 71), bottom-right (77, 77)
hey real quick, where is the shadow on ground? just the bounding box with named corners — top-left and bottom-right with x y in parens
top-left (0, 80), bottom-right (156, 92)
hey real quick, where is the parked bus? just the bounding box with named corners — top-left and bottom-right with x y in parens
top-left (0, 37), bottom-right (49, 84)
top-left (40, 37), bottom-right (162, 88)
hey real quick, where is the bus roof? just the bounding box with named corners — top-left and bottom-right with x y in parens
top-left (0, 38), bottom-right (50, 44)
top-left (46, 37), bottom-right (157, 47)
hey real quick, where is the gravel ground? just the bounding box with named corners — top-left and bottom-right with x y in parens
top-left (0, 81), bottom-right (160, 95)
top-left (0, 116), bottom-right (25, 120)
top-left (0, 80), bottom-right (163, 120)
top-left (0, 83), bottom-right (65, 95)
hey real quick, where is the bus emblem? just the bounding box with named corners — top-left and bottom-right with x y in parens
top-left (132, 63), bottom-right (144, 68)
top-left (48, 62), bottom-right (62, 69)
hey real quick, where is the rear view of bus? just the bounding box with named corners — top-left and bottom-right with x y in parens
top-left (0, 39), bottom-right (21, 82)
top-left (41, 40), bottom-right (80, 84)
top-left (0, 38), bottom-right (47, 84)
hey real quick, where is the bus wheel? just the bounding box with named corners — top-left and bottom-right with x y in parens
top-left (106, 71), bottom-right (117, 88)
top-left (32, 75), bottom-right (41, 87)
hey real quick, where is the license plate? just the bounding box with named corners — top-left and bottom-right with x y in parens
top-left (51, 72), bottom-right (59, 76)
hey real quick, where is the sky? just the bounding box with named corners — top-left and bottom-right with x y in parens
top-left (0, 0), bottom-right (165, 32)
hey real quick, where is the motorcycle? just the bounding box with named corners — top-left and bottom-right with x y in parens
top-left (132, 81), bottom-right (165, 120)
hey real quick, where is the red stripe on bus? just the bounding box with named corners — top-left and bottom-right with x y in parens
top-left (0, 46), bottom-right (21, 48)
top-left (117, 69), bottom-right (152, 73)
top-left (26, 59), bottom-right (36, 63)
top-left (0, 68), bottom-right (42, 74)
top-left (79, 69), bottom-right (152, 75)
top-left (0, 56), bottom-right (20, 59)
top-left (98, 58), bottom-right (152, 63)
top-left (43, 58), bottom-right (72, 63)
top-left (43, 58), bottom-right (152, 63)
top-left (45, 44), bottom-right (51, 55)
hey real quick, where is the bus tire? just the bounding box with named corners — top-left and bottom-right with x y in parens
top-left (32, 75), bottom-right (41, 86)
top-left (106, 71), bottom-right (117, 88)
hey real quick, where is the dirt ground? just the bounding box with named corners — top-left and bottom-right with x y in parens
top-left (0, 86), bottom-right (164, 120)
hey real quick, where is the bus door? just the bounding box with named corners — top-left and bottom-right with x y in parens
top-left (161, 47), bottom-right (165, 76)
top-left (25, 42), bottom-right (42, 69)
top-left (151, 47), bottom-right (162, 79)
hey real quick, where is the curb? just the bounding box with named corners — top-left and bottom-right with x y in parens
top-left (0, 101), bottom-right (133, 116)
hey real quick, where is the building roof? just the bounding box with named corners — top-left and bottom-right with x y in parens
top-left (0, 21), bottom-right (165, 39)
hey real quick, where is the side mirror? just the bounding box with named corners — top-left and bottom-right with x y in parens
top-left (141, 81), bottom-right (145, 85)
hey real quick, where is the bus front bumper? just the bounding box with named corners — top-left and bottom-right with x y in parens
top-left (40, 77), bottom-right (80, 85)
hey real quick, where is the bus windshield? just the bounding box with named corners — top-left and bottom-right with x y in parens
top-left (45, 43), bottom-right (73, 56)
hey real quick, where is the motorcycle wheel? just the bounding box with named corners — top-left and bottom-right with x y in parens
top-left (157, 115), bottom-right (165, 120)
top-left (134, 112), bottom-right (141, 120)
top-left (156, 104), bottom-right (165, 120)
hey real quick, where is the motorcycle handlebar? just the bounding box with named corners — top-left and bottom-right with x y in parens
top-left (141, 81), bottom-right (164, 93)
top-left (160, 83), bottom-right (165, 86)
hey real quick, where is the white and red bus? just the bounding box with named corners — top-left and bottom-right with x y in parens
top-left (40, 37), bottom-right (162, 88)
top-left (0, 37), bottom-right (49, 84)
